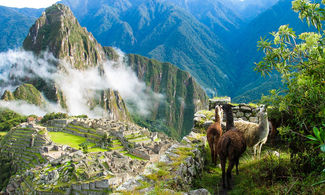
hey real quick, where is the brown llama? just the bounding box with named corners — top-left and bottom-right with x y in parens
top-left (217, 104), bottom-right (246, 189)
top-left (207, 105), bottom-right (223, 165)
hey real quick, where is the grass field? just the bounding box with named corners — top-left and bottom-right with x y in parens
top-left (48, 132), bottom-right (107, 152)
top-left (0, 132), bottom-right (8, 136)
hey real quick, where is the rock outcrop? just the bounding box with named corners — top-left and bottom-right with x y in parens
top-left (1, 84), bottom-right (46, 106)
top-left (18, 4), bottom-right (129, 120)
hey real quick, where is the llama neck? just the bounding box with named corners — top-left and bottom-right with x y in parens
top-left (258, 113), bottom-right (270, 137)
top-left (215, 112), bottom-right (221, 123)
top-left (225, 109), bottom-right (234, 130)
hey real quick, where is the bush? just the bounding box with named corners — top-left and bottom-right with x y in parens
top-left (256, 0), bottom-right (325, 171)
top-left (0, 109), bottom-right (27, 131)
top-left (41, 112), bottom-right (68, 124)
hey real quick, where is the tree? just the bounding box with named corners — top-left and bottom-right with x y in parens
top-left (255, 0), bottom-right (325, 171)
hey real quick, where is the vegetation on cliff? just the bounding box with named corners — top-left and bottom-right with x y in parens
top-left (1, 84), bottom-right (45, 106)
top-left (0, 109), bottom-right (26, 132)
top-left (108, 52), bottom-right (208, 138)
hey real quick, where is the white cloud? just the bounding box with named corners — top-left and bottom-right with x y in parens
top-left (0, 49), bottom-right (164, 118)
top-left (0, 0), bottom-right (59, 9)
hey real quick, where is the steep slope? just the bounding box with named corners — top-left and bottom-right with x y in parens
top-left (59, 0), bottom-right (234, 95)
top-left (104, 47), bottom-right (208, 138)
top-left (160, 0), bottom-right (242, 38)
top-left (0, 6), bottom-right (43, 52)
top-left (1, 84), bottom-right (45, 106)
top-left (232, 0), bottom-right (312, 102)
top-left (21, 4), bottom-right (129, 120)
top-left (128, 53), bottom-right (207, 137)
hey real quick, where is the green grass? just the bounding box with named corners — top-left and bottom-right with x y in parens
top-left (48, 132), bottom-right (87, 149)
top-left (88, 147), bottom-right (107, 153)
top-left (124, 153), bottom-right (147, 161)
top-left (0, 132), bottom-right (8, 136)
top-left (48, 132), bottom-right (107, 152)
top-left (128, 137), bottom-right (150, 143)
top-left (192, 145), bottom-right (325, 194)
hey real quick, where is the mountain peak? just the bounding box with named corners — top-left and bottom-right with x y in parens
top-left (23, 3), bottom-right (106, 69)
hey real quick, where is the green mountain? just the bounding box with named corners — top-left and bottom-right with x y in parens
top-left (0, 6), bottom-right (42, 52)
top-left (59, 0), bottom-right (234, 95)
top-left (19, 4), bottom-right (129, 121)
top-left (105, 47), bottom-right (208, 137)
top-left (1, 84), bottom-right (45, 106)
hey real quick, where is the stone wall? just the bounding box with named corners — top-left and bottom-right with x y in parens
top-left (0, 123), bottom-right (50, 171)
top-left (115, 131), bottom-right (207, 193)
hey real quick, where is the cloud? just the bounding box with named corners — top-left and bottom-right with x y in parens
top-left (0, 100), bottom-right (63, 116)
top-left (0, 49), bottom-right (163, 118)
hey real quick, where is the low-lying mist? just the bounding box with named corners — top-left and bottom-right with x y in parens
top-left (0, 49), bottom-right (163, 118)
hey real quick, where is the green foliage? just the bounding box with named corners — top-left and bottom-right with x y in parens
top-left (78, 142), bottom-right (90, 153)
top-left (40, 112), bottom-right (68, 124)
top-left (73, 114), bottom-right (88, 119)
top-left (0, 109), bottom-right (27, 131)
top-left (306, 125), bottom-right (325, 152)
top-left (13, 84), bottom-right (45, 106)
top-left (256, 0), bottom-right (325, 171)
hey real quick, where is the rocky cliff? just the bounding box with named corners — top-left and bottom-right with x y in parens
top-left (104, 47), bottom-right (208, 138)
top-left (9, 4), bottom-right (129, 120)
top-left (1, 84), bottom-right (45, 106)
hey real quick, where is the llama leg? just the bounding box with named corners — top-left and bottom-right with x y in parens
top-left (258, 140), bottom-right (266, 159)
top-left (235, 158), bottom-right (239, 175)
top-left (226, 160), bottom-right (235, 189)
top-left (253, 144), bottom-right (257, 157)
top-left (220, 158), bottom-right (226, 189)
top-left (209, 140), bottom-right (215, 164)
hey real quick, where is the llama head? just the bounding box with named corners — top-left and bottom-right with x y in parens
top-left (257, 105), bottom-right (268, 121)
top-left (215, 105), bottom-right (223, 122)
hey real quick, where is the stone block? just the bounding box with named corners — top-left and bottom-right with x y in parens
top-left (81, 183), bottom-right (90, 190)
top-left (245, 113), bottom-right (252, 118)
top-left (236, 112), bottom-right (244, 117)
top-left (240, 106), bottom-right (251, 112)
top-left (72, 184), bottom-right (81, 191)
top-left (95, 180), bottom-right (109, 188)
top-left (249, 117), bottom-right (258, 123)
top-left (89, 182), bottom-right (96, 190)
top-left (189, 188), bottom-right (210, 195)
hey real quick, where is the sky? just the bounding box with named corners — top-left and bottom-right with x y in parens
top-left (0, 0), bottom-right (59, 8)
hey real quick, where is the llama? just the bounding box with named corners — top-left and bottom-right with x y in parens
top-left (207, 105), bottom-right (223, 165)
top-left (233, 105), bottom-right (270, 158)
top-left (217, 104), bottom-right (246, 189)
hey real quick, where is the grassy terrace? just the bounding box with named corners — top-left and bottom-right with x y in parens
top-left (48, 132), bottom-right (107, 152)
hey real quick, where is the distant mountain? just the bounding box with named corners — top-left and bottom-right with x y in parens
top-left (0, 6), bottom-right (43, 51)
top-left (58, 0), bottom-right (235, 95)
top-left (228, 0), bottom-right (279, 22)
top-left (231, 0), bottom-right (313, 102)
top-left (2, 4), bottom-right (208, 138)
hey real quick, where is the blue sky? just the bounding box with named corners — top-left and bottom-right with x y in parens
top-left (0, 0), bottom-right (59, 8)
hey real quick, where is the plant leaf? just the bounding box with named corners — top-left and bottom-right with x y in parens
top-left (306, 135), bottom-right (318, 141)
top-left (320, 144), bottom-right (325, 152)
top-left (313, 127), bottom-right (321, 140)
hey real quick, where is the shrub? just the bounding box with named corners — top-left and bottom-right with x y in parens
top-left (40, 112), bottom-right (68, 124)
